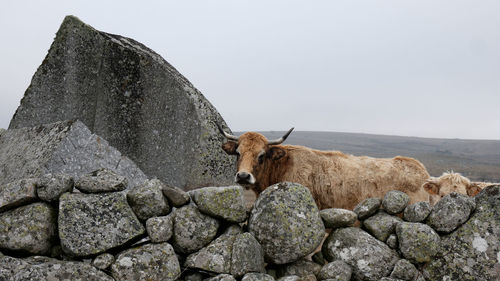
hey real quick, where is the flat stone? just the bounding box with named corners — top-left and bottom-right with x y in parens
top-left (59, 192), bottom-right (144, 257)
top-left (426, 192), bottom-right (475, 233)
top-left (146, 214), bottom-right (173, 243)
top-left (242, 273), bottom-right (275, 281)
top-left (75, 168), bottom-right (127, 193)
top-left (0, 178), bottom-right (38, 212)
top-left (92, 253), bottom-right (115, 270)
top-left (0, 202), bottom-right (56, 255)
top-left (317, 260), bottom-right (352, 281)
top-left (231, 232), bottom-right (265, 277)
top-left (111, 242), bottom-right (180, 281)
top-left (191, 186), bottom-right (247, 223)
top-left (127, 178), bottom-right (170, 220)
top-left (162, 184), bottom-right (190, 207)
top-left (382, 190), bottom-right (410, 215)
top-left (37, 173), bottom-right (74, 202)
top-left (390, 259), bottom-right (418, 281)
top-left (396, 222), bottom-right (440, 263)
top-left (403, 201), bottom-right (432, 222)
top-left (363, 210), bottom-right (402, 242)
top-left (319, 208), bottom-right (357, 229)
top-left (353, 198), bottom-right (381, 220)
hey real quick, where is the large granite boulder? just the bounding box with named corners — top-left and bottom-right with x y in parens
top-left (248, 182), bottom-right (325, 264)
top-left (9, 15), bottom-right (234, 189)
top-left (423, 186), bottom-right (500, 280)
top-left (58, 192), bottom-right (145, 257)
top-left (0, 120), bottom-right (147, 187)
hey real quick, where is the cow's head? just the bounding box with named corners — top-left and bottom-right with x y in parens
top-left (218, 125), bottom-right (294, 192)
top-left (423, 172), bottom-right (482, 198)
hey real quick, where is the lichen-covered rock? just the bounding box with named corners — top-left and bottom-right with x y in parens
top-left (322, 227), bottom-right (399, 281)
top-left (382, 190), bottom-right (410, 215)
top-left (363, 210), bottom-right (402, 242)
top-left (353, 198), bottom-right (381, 220)
top-left (171, 203), bottom-right (220, 254)
top-left (426, 192), bottom-right (475, 233)
top-left (127, 178), bottom-right (170, 220)
top-left (0, 178), bottom-right (38, 212)
top-left (191, 186), bottom-right (247, 223)
top-left (146, 214), bottom-right (173, 243)
top-left (277, 259), bottom-right (322, 278)
top-left (403, 201), bottom-right (431, 222)
top-left (185, 234), bottom-right (236, 274)
top-left (92, 253), bottom-right (115, 270)
top-left (0, 202), bottom-right (56, 255)
top-left (390, 259), bottom-right (418, 280)
top-left (249, 182), bottom-right (325, 264)
top-left (205, 274), bottom-right (237, 281)
top-left (111, 242), bottom-right (180, 281)
top-left (223, 224), bottom-right (244, 236)
top-left (75, 168), bottom-right (127, 193)
top-left (185, 271), bottom-right (204, 281)
top-left (379, 278), bottom-right (404, 281)
top-left (423, 186), bottom-right (500, 281)
top-left (396, 222), bottom-right (440, 263)
top-left (317, 260), bottom-right (352, 281)
top-left (242, 272), bottom-right (275, 281)
top-left (0, 255), bottom-right (113, 281)
top-left (231, 232), bottom-right (265, 277)
top-left (319, 208), bottom-right (357, 229)
top-left (386, 234), bottom-right (398, 249)
top-left (162, 184), bottom-right (190, 207)
top-left (277, 276), bottom-right (301, 281)
top-left (37, 173), bottom-right (73, 202)
top-left (59, 192), bottom-right (144, 257)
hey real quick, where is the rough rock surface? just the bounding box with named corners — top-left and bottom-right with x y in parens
top-left (248, 182), bottom-right (325, 264)
top-left (426, 192), bottom-right (475, 233)
top-left (353, 198), bottom-right (381, 220)
top-left (111, 242), bottom-right (180, 281)
top-left (191, 186), bottom-right (247, 223)
top-left (403, 201), bottom-right (432, 223)
top-left (231, 232), bottom-right (265, 277)
top-left (37, 173), bottom-right (74, 202)
top-left (317, 260), bottom-right (352, 281)
top-left (75, 168), bottom-right (127, 193)
top-left (363, 210), bottom-right (402, 242)
top-left (127, 178), bottom-right (170, 220)
top-left (162, 183), bottom-right (191, 207)
top-left (59, 192), bottom-right (144, 256)
top-left (382, 190), bottom-right (410, 214)
top-left (0, 120), bottom-right (147, 187)
top-left (206, 274), bottom-right (237, 281)
top-left (242, 272), bottom-right (275, 281)
top-left (185, 234), bottom-right (236, 274)
top-left (0, 255), bottom-right (113, 281)
top-left (0, 178), bottom-right (38, 212)
top-left (322, 227), bottom-right (399, 281)
top-left (0, 202), bottom-right (56, 255)
top-left (171, 203), bottom-right (220, 254)
top-left (423, 186), bottom-right (500, 280)
top-left (277, 259), bottom-right (322, 278)
top-left (396, 222), bottom-right (440, 263)
top-left (8, 15), bottom-right (234, 189)
top-left (146, 214), bottom-right (173, 243)
top-left (319, 208), bottom-right (357, 229)
top-left (92, 253), bottom-right (115, 270)
top-left (277, 276), bottom-right (301, 281)
top-left (390, 259), bottom-right (418, 281)
top-left (386, 234), bottom-right (398, 249)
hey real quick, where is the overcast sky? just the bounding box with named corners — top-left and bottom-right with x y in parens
top-left (1, 1), bottom-right (499, 139)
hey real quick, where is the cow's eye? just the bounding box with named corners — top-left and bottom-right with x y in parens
top-left (258, 154), bottom-right (264, 164)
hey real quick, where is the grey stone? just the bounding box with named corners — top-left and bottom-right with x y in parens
top-left (379, 278), bottom-right (404, 281)
top-left (0, 178), bottom-right (37, 212)
top-left (403, 201), bottom-right (432, 222)
top-left (92, 253), bottom-right (115, 270)
top-left (396, 222), bottom-right (440, 263)
top-left (111, 242), bottom-right (180, 281)
top-left (353, 197), bottom-right (381, 220)
top-left (298, 274), bottom-right (317, 281)
top-left (0, 255), bottom-right (113, 281)
top-left (277, 276), bottom-right (301, 281)
top-left (317, 260), bottom-right (352, 281)
top-left (75, 168), bottom-right (127, 193)
top-left (242, 272), bottom-right (275, 281)
top-left (249, 182), bottom-right (325, 264)
top-left (146, 214), bottom-right (173, 243)
top-left (191, 186), bottom-right (247, 223)
top-left (162, 184), bottom-right (191, 207)
top-left (185, 271), bottom-right (204, 281)
top-left (222, 224), bottom-right (244, 236)
top-left (386, 234), bottom-right (398, 249)
top-left (9, 15), bottom-right (235, 189)
top-left (0, 202), bottom-right (56, 255)
top-left (37, 173), bottom-right (74, 202)
top-left (277, 259), bottom-right (322, 278)
top-left (423, 186), bottom-right (500, 281)
top-left (205, 274), bottom-right (237, 281)
top-left (171, 203), bottom-right (220, 254)
top-left (59, 192), bottom-right (145, 257)
top-left (363, 210), bottom-right (402, 242)
top-left (319, 208), bottom-right (357, 229)
top-left (382, 190), bottom-right (410, 214)
top-left (426, 192), bottom-right (475, 233)
top-left (127, 178), bottom-right (170, 220)
top-left (0, 120), bottom-right (147, 187)
top-left (185, 234), bottom-right (236, 274)
top-left (231, 232), bottom-right (265, 277)
top-left (390, 259), bottom-right (418, 281)
top-left (322, 227), bottom-right (399, 281)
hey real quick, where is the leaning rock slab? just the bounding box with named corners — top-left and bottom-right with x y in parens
top-left (322, 227), bottom-right (399, 281)
top-left (0, 178), bottom-right (38, 212)
top-left (111, 242), bottom-right (180, 281)
top-left (0, 120), bottom-right (147, 187)
top-left (396, 222), bottom-right (440, 263)
top-left (426, 192), bottom-right (475, 233)
top-left (0, 202), bottom-right (56, 255)
top-left (9, 15), bottom-right (234, 189)
top-left (59, 192), bottom-right (144, 256)
top-left (249, 182), bottom-right (325, 264)
top-left (191, 186), bottom-right (247, 223)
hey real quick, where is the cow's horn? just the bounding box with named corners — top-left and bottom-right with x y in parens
top-left (268, 127), bottom-right (294, 145)
top-left (217, 123), bottom-right (239, 141)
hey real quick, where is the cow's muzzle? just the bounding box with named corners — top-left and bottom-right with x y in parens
top-left (235, 171), bottom-right (256, 185)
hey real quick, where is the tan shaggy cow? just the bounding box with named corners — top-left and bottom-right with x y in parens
top-left (218, 126), bottom-right (431, 210)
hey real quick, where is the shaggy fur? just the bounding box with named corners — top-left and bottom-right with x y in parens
top-left (222, 132), bottom-right (430, 210)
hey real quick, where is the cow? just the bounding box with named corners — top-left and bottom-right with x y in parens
top-left (423, 171), bottom-right (495, 204)
top-left (218, 125), bottom-right (431, 210)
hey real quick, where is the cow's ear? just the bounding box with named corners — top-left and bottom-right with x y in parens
top-left (222, 141), bottom-right (238, 155)
top-left (423, 179), bottom-right (440, 195)
top-left (466, 183), bottom-right (482, 197)
top-left (268, 146), bottom-right (286, 160)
